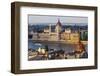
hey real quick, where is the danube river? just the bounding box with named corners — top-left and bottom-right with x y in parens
top-left (28, 40), bottom-right (88, 53)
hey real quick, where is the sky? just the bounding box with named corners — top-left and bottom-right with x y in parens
top-left (28, 15), bottom-right (88, 24)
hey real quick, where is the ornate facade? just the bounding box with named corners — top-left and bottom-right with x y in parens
top-left (31, 19), bottom-right (81, 44)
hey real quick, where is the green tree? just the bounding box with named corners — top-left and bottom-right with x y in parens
top-left (45, 45), bottom-right (49, 52)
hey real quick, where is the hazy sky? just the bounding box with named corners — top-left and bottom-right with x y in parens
top-left (28, 15), bottom-right (88, 24)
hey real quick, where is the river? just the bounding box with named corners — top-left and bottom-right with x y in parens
top-left (28, 40), bottom-right (88, 53)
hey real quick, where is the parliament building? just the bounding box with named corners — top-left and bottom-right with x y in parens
top-left (29, 19), bottom-right (86, 44)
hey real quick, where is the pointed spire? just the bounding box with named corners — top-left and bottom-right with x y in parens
top-left (58, 18), bottom-right (60, 22)
top-left (56, 18), bottom-right (62, 26)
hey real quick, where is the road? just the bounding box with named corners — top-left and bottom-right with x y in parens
top-left (28, 55), bottom-right (47, 60)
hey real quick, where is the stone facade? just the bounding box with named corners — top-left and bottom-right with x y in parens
top-left (31, 20), bottom-right (81, 44)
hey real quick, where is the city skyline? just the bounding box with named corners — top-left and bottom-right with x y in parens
top-left (28, 15), bottom-right (88, 60)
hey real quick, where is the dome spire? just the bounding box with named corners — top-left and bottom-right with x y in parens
top-left (56, 18), bottom-right (62, 26)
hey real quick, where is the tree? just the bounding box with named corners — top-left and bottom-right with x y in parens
top-left (82, 32), bottom-right (88, 41)
top-left (45, 45), bottom-right (49, 52)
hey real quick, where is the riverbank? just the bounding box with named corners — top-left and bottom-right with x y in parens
top-left (29, 39), bottom-right (87, 45)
